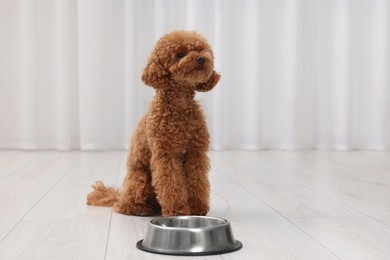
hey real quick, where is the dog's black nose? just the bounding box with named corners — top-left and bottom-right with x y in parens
top-left (196, 57), bottom-right (205, 65)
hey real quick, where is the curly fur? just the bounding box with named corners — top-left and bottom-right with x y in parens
top-left (87, 30), bottom-right (220, 217)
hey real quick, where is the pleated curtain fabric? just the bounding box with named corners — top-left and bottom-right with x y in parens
top-left (0, 0), bottom-right (389, 150)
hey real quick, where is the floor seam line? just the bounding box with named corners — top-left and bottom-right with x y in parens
top-left (104, 152), bottom-right (125, 260)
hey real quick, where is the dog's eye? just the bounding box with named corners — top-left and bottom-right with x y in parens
top-left (177, 52), bottom-right (185, 59)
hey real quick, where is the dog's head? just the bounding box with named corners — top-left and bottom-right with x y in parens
top-left (141, 31), bottom-right (220, 92)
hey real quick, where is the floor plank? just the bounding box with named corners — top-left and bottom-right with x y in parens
top-left (0, 220), bottom-right (108, 260)
top-left (0, 152), bottom-right (80, 241)
top-left (0, 151), bottom-right (25, 164)
top-left (24, 151), bottom-right (123, 221)
top-left (209, 178), bottom-right (337, 260)
top-left (291, 218), bottom-right (390, 260)
top-left (260, 151), bottom-right (390, 222)
top-left (218, 151), bottom-right (390, 222)
top-left (0, 151), bottom-right (40, 179)
top-left (210, 152), bottom-right (364, 218)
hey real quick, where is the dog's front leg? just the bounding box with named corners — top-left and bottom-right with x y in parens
top-left (184, 149), bottom-right (210, 216)
top-left (151, 153), bottom-right (191, 216)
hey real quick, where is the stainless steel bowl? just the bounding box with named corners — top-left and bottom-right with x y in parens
top-left (137, 216), bottom-right (242, 256)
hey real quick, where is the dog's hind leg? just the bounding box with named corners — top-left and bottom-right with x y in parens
top-left (113, 138), bottom-right (159, 216)
top-left (113, 168), bottom-right (158, 216)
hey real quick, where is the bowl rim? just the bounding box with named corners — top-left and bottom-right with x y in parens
top-left (149, 215), bottom-right (230, 231)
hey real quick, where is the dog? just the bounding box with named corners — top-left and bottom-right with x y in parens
top-left (87, 30), bottom-right (220, 217)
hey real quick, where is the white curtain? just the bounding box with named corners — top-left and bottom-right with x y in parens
top-left (0, 0), bottom-right (389, 150)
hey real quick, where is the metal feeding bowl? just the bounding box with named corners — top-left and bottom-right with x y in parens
top-left (137, 216), bottom-right (242, 256)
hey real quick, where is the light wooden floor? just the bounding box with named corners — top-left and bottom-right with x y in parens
top-left (0, 151), bottom-right (389, 259)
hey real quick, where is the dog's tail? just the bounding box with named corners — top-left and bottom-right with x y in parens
top-left (87, 181), bottom-right (120, 207)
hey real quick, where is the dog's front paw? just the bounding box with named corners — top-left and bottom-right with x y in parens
top-left (162, 206), bottom-right (191, 217)
top-left (114, 202), bottom-right (155, 216)
top-left (189, 199), bottom-right (209, 216)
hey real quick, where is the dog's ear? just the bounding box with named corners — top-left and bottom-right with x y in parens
top-left (141, 58), bottom-right (169, 89)
top-left (195, 70), bottom-right (221, 92)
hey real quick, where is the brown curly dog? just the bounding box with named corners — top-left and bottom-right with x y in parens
top-left (87, 30), bottom-right (220, 217)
